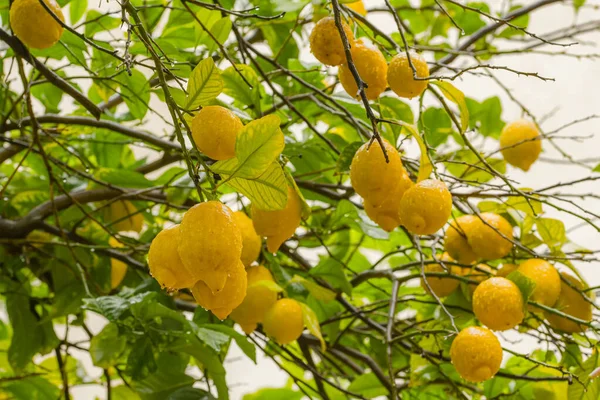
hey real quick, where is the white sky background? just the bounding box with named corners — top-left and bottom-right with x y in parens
top-left (3, 0), bottom-right (600, 398)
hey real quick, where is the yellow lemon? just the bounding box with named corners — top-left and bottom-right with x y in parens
top-left (233, 211), bottom-right (262, 267)
top-left (387, 51), bottom-right (429, 99)
top-left (191, 106), bottom-right (243, 161)
top-left (178, 201), bottom-right (242, 294)
top-left (106, 200), bottom-right (143, 233)
top-left (517, 259), bottom-right (561, 308)
top-left (346, 1), bottom-right (367, 16)
top-left (10, 0), bottom-right (64, 49)
top-left (473, 277), bottom-right (524, 331)
top-left (363, 172), bottom-right (413, 232)
top-left (229, 265), bottom-right (279, 334)
top-left (191, 261), bottom-right (247, 320)
top-left (263, 298), bottom-right (304, 345)
top-left (148, 224), bottom-right (196, 289)
top-left (468, 213), bottom-right (513, 260)
top-left (109, 237), bottom-right (128, 289)
top-left (497, 263), bottom-right (519, 278)
top-left (465, 264), bottom-right (495, 295)
top-left (450, 326), bottom-right (503, 382)
top-left (545, 272), bottom-right (593, 333)
top-left (309, 16), bottom-right (354, 66)
top-left (398, 179), bottom-right (452, 235)
top-left (421, 253), bottom-right (463, 298)
top-left (444, 215), bottom-right (479, 264)
top-left (338, 41), bottom-right (387, 100)
top-left (252, 187), bottom-right (302, 253)
top-left (499, 119), bottom-right (542, 171)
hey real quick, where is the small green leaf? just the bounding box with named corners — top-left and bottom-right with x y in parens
top-left (205, 17), bottom-right (233, 52)
top-left (289, 276), bottom-right (336, 302)
top-left (431, 80), bottom-right (469, 134)
top-left (126, 337), bottom-right (157, 381)
top-left (299, 302), bottom-right (325, 351)
top-left (195, 327), bottom-right (230, 353)
top-left (243, 388), bottom-right (303, 400)
top-left (89, 323), bottom-right (127, 369)
top-left (335, 141), bottom-right (362, 174)
top-left (185, 58), bottom-right (223, 110)
top-left (536, 218), bottom-right (567, 249)
top-left (222, 64), bottom-right (261, 113)
top-left (420, 107), bottom-right (452, 148)
top-left (200, 324), bottom-right (256, 363)
top-left (348, 372), bottom-right (388, 399)
top-left (225, 162), bottom-right (288, 210)
top-left (506, 270), bottom-right (536, 309)
top-left (593, 163), bottom-right (600, 172)
top-left (309, 259), bottom-right (352, 296)
top-left (95, 168), bottom-right (154, 188)
top-left (117, 69), bottom-right (151, 119)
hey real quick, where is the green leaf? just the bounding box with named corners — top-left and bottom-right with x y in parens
top-left (445, 149), bottom-right (506, 184)
top-left (132, 352), bottom-right (195, 399)
top-left (299, 302), bottom-right (325, 351)
top-left (431, 80), bottom-right (469, 134)
top-left (466, 96), bottom-right (505, 138)
top-left (310, 259), bottom-right (352, 296)
top-left (348, 372), bottom-right (388, 399)
top-left (212, 114), bottom-right (284, 179)
top-left (506, 270), bottom-right (536, 310)
top-left (200, 324), bottom-right (256, 363)
top-left (222, 64), bottom-right (261, 114)
top-left (568, 351), bottom-right (600, 400)
top-left (536, 218), bottom-right (567, 249)
top-left (335, 141), bottom-right (362, 174)
top-left (289, 275), bottom-right (336, 302)
top-left (403, 122), bottom-right (432, 182)
top-left (592, 163), bottom-right (600, 172)
top-left (167, 387), bottom-right (215, 400)
top-left (243, 388), bottom-right (303, 400)
top-left (420, 107), bottom-right (452, 148)
top-left (85, 10), bottom-right (121, 36)
top-left (69, 0), bottom-right (87, 24)
top-left (126, 337), bottom-right (157, 381)
top-left (226, 161), bottom-right (288, 210)
top-left (95, 168), bottom-right (154, 188)
top-left (83, 295), bottom-right (130, 321)
top-left (3, 376), bottom-right (60, 400)
top-left (205, 17), bottom-right (232, 52)
top-left (249, 279), bottom-right (285, 294)
top-left (574, 0), bottom-right (586, 10)
top-left (90, 323), bottom-right (127, 368)
top-left (185, 58), bottom-right (224, 110)
top-left (194, 326), bottom-right (230, 353)
top-left (117, 69), bottom-right (151, 119)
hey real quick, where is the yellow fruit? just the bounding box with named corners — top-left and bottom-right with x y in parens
top-left (309, 16), bottom-right (355, 66)
top-left (398, 179), bottom-right (452, 235)
top-left (545, 272), bottom-right (593, 333)
top-left (263, 298), bottom-right (304, 345)
top-left (450, 326), bottom-right (503, 382)
top-left (191, 261), bottom-right (247, 320)
top-left (107, 200), bottom-right (143, 233)
top-left (148, 225), bottom-right (196, 289)
top-left (252, 187), bottom-right (302, 253)
top-left (191, 106), bottom-right (243, 161)
top-left (473, 277), bottom-right (524, 331)
top-left (387, 51), bottom-right (429, 99)
top-left (421, 253), bottom-right (462, 298)
top-left (233, 211), bottom-right (262, 267)
top-left (517, 259), bottom-right (561, 308)
top-left (346, 0), bottom-right (367, 16)
top-left (338, 41), bottom-right (387, 100)
top-left (444, 215), bottom-right (479, 264)
top-left (363, 172), bottom-right (413, 232)
top-left (499, 119), bottom-right (542, 172)
top-left (468, 213), bottom-right (513, 260)
top-left (109, 237), bottom-right (128, 289)
top-left (497, 263), bottom-right (518, 278)
top-left (229, 265), bottom-right (278, 333)
top-left (10, 0), bottom-right (64, 50)
top-left (178, 201), bottom-right (243, 293)
top-left (465, 264), bottom-right (495, 294)
top-left (350, 139), bottom-right (407, 207)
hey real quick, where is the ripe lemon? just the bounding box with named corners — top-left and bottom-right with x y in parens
top-left (338, 41), bottom-right (387, 100)
top-left (517, 259), bottom-right (561, 308)
top-left (10, 0), bottom-right (64, 50)
top-left (444, 215), bottom-right (479, 264)
top-left (229, 265), bottom-right (279, 334)
top-left (178, 201), bottom-right (242, 294)
top-left (497, 263), bottom-right (518, 278)
top-left (233, 211), bottom-right (262, 267)
top-left (252, 187), bottom-right (302, 253)
top-left (191, 106), bottom-right (243, 161)
top-left (350, 139), bottom-right (407, 208)
top-left (421, 253), bottom-right (462, 298)
top-left (450, 326), bottom-right (503, 382)
top-left (148, 224), bottom-right (196, 289)
top-left (473, 277), bottom-right (524, 331)
top-left (109, 237), bottom-right (128, 289)
top-left (309, 16), bottom-right (355, 66)
top-left (398, 179), bottom-right (452, 235)
top-left (465, 264), bottom-right (495, 294)
top-left (363, 172), bottom-right (413, 232)
top-left (263, 298), bottom-right (304, 345)
top-left (346, 1), bottom-right (367, 16)
top-left (499, 119), bottom-right (542, 171)
top-left (545, 272), bottom-right (593, 333)
top-left (191, 261), bottom-right (247, 320)
top-left (106, 200), bottom-right (143, 233)
top-left (468, 213), bottom-right (513, 260)
top-left (387, 51), bottom-right (429, 99)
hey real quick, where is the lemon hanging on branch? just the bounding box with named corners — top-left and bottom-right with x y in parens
top-left (387, 51), bottom-right (430, 99)
top-left (191, 106), bottom-right (243, 161)
top-left (545, 272), bottom-right (593, 333)
top-left (263, 298), bottom-right (304, 345)
top-left (233, 211), bottom-right (262, 267)
top-left (499, 119), bottom-right (542, 171)
top-left (148, 224), bottom-right (196, 290)
top-left (398, 179), bottom-right (452, 235)
top-left (338, 40), bottom-right (388, 100)
top-left (517, 259), bottom-right (561, 309)
top-left (450, 326), bottom-right (503, 382)
top-left (473, 277), bottom-right (524, 331)
top-left (309, 16), bottom-right (354, 66)
top-left (421, 253), bottom-right (464, 298)
top-left (10, 0), bottom-right (64, 49)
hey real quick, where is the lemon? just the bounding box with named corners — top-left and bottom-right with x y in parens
top-left (178, 201), bottom-right (242, 294)
top-left (363, 172), bottom-right (413, 232)
top-left (106, 200), bottom-right (143, 233)
top-left (229, 265), bottom-right (278, 334)
top-left (263, 298), bottom-right (304, 345)
top-left (10, 0), bottom-right (64, 49)
top-left (473, 277), bottom-right (524, 331)
top-left (233, 211), bottom-right (262, 267)
top-left (191, 106), bottom-right (243, 161)
top-left (450, 326), bottom-right (503, 382)
top-left (109, 237), bottom-right (128, 289)
top-left (309, 16), bottom-right (354, 66)
top-left (191, 260), bottom-right (247, 320)
top-left (338, 41), bottom-right (387, 100)
top-left (346, 1), bottom-right (367, 15)
top-left (465, 264), bottom-right (495, 295)
top-left (444, 215), bottom-right (479, 264)
top-left (545, 272), bottom-right (593, 333)
top-left (350, 139), bottom-right (407, 207)
top-left (468, 213), bottom-right (513, 260)
top-left (497, 263), bottom-right (518, 278)
top-left (398, 179), bottom-right (452, 235)
top-left (499, 119), bottom-right (542, 171)
top-left (252, 186), bottom-right (302, 253)
top-left (387, 51), bottom-right (429, 99)
top-left (517, 259), bottom-right (561, 308)
top-left (148, 224), bottom-right (196, 289)
top-left (421, 253), bottom-right (463, 298)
